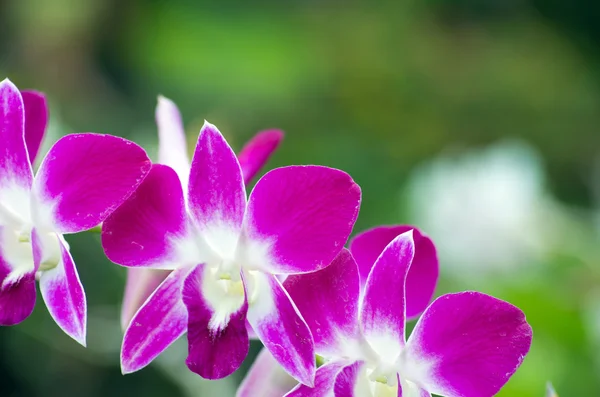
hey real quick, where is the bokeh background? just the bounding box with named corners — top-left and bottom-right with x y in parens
top-left (1, 0), bottom-right (600, 396)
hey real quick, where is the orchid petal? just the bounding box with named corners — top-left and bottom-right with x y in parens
top-left (0, 79), bottom-right (33, 191)
top-left (237, 348), bottom-right (298, 397)
top-left (121, 267), bottom-right (171, 329)
top-left (32, 133), bottom-right (151, 233)
top-left (360, 231), bottom-right (414, 363)
top-left (36, 231), bottom-right (86, 345)
top-left (0, 226), bottom-right (36, 325)
top-left (0, 268), bottom-right (36, 326)
top-left (284, 249), bottom-right (360, 357)
top-left (156, 96), bottom-right (190, 186)
top-left (102, 164), bottom-right (190, 269)
top-left (21, 90), bottom-right (48, 165)
top-left (350, 225), bottom-right (438, 320)
top-left (183, 265), bottom-right (249, 379)
top-left (121, 266), bottom-right (192, 374)
top-left (0, 80), bottom-right (33, 230)
top-left (246, 271), bottom-right (316, 386)
top-left (333, 361), bottom-right (371, 397)
top-left (243, 166), bottom-right (361, 274)
top-left (238, 129), bottom-right (283, 184)
top-left (188, 121), bottom-right (246, 260)
top-left (401, 292), bottom-right (533, 397)
top-left (285, 360), bottom-right (348, 397)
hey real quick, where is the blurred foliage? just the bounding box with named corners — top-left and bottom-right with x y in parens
top-left (1, 0), bottom-right (600, 396)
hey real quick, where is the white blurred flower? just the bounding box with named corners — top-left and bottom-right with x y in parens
top-left (406, 140), bottom-right (554, 279)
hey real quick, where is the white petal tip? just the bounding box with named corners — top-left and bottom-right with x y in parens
top-left (71, 332), bottom-right (87, 347)
top-left (157, 94), bottom-right (174, 106)
top-left (0, 78), bottom-right (18, 91)
top-left (201, 119), bottom-right (218, 130)
top-left (120, 361), bottom-right (135, 375)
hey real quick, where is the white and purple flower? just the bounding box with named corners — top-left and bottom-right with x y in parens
top-left (101, 121), bottom-right (361, 385)
top-left (120, 95), bottom-right (284, 330)
top-left (246, 229), bottom-right (532, 396)
top-left (0, 78), bottom-right (152, 345)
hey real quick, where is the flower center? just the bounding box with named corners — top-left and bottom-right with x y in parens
top-left (202, 265), bottom-right (245, 332)
top-left (368, 362), bottom-right (399, 387)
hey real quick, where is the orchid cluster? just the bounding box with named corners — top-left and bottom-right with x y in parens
top-left (0, 78), bottom-right (533, 397)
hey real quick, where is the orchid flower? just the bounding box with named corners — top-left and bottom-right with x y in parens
top-left (101, 121), bottom-right (361, 385)
top-left (277, 230), bottom-right (532, 396)
top-left (0, 78), bottom-right (151, 345)
top-left (121, 95), bottom-right (283, 329)
top-left (238, 224), bottom-right (439, 397)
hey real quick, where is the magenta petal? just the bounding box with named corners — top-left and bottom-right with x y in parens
top-left (286, 360), bottom-right (347, 397)
top-left (402, 292), bottom-right (533, 397)
top-left (33, 133), bottom-right (151, 233)
top-left (247, 272), bottom-right (316, 386)
top-left (237, 348), bottom-right (298, 397)
top-left (188, 122), bottom-right (246, 237)
top-left (36, 232), bottom-right (87, 345)
top-left (102, 164), bottom-right (188, 269)
top-left (156, 96), bottom-right (190, 185)
top-left (238, 129), bottom-right (283, 184)
top-left (244, 166), bottom-right (361, 274)
top-left (21, 90), bottom-right (48, 165)
top-left (0, 79), bottom-right (33, 188)
top-left (182, 265), bottom-right (249, 379)
top-left (350, 225), bottom-right (438, 320)
top-left (0, 247), bottom-right (36, 326)
top-left (121, 267), bottom-right (191, 374)
top-left (333, 361), bottom-right (368, 397)
top-left (284, 249), bottom-right (360, 356)
top-left (360, 231), bottom-right (414, 361)
top-left (121, 267), bottom-right (171, 329)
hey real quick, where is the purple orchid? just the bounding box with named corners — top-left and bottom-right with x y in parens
top-left (0, 78), bottom-right (152, 345)
top-left (101, 121), bottom-right (361, 384)
top-left (268, 230), bottom-right (532, 397)
top-left (238, 224), bottom-right (439, 397)
top-left (121, 95), bottom-right (283, 330)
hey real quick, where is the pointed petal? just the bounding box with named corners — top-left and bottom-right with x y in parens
top-left (102, 164), bottom-right (191, 269)
top-left (21, 90), bottom-right (48, 165)
top-left (121, 267), bottom-right (171, 329)
top-left (0, 226), bottom-right (36, 325)
top-left (350, 226), bottom-right (438, 320)
top-left (36, 231), bottom-right (86, 345)
top-left (156, 96), bottom-right (190, 186)
top-left (188, 122), bottom-right (246, 258)
top-left (0, 79), bottom-right (33, 189)
top-left (285, 360), bottom-right (347, 397)
top-left (121, 266), bottom-right (192, 374)
top-left (237, 348), bottom-right (298, 397)
top-left (32, 133), bottom-right (151, 233)
top-left (182, 265), bottom-right (249, 379)
top-left (246, 272), bottom-right (316, 386)
top-left (238, 129), bottom-right (283, 184)
top-left (334, 361), bottom-right (371, 397)
top-left (284, 249), bottom-right (360, 356)
top-left (360, 231), bottom-right (414, 363)
top-left (243, 166), bottom-right (361, 274)
top-left (401, 292), bottom-right (533, 397)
